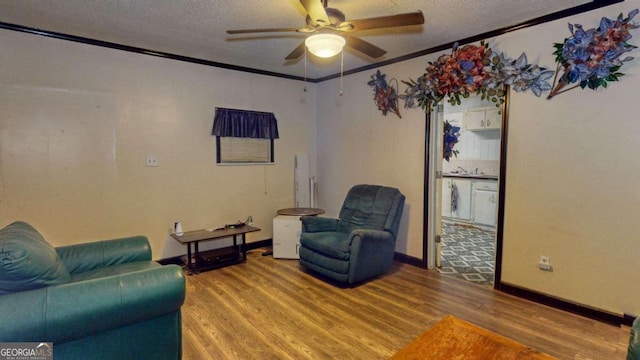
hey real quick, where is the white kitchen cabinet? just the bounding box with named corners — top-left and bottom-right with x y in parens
top-left (472, 180), bottom-right (498, 226)
top-left (442, 178), bottom-right (452, 218)
top-left (484, 109), bottom-right (501, 130)
top-left (443, 178), bottom-right (498, 227)
top-left (463, 109), bottom-right (485, 130)
top-left (464, 108), bottom-right (501, 130)
top-left (442, 178), bottom-right (472, 221)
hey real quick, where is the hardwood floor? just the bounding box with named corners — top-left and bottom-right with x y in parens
top-left (181, 249), bottom-right (630, 359)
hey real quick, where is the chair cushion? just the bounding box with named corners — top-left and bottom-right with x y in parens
top-left (0, 221), bottom-right (70, 295)
top-left (299, 248), bottom-right (350, 281)
top-left (337, 185), bottom-right (400, 234)
top-left (300, 231), bottom-right (351, 260)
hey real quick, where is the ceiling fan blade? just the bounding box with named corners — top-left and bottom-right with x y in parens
top-left (285, 41), bottom-right (306, 60)
top-left (299, 0), bottom-right (330, 26)
top-left (227, 28), bottom-right (301, 34)
top-left (343, 35), bottom-right (386, 59)
top-left (340, 11), bottom-right (424, 32)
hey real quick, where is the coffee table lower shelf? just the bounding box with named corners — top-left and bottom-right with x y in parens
top-left (171, 225), bottom-right (261, 274)
top-left (190, 247), bottom-right (244, 272)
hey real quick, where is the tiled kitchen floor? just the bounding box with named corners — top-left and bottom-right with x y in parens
top-left (438, 222), bottom-right (495, 286)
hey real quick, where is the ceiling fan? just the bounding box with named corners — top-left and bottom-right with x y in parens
top-left (226, 0), bottom-right (424, 60)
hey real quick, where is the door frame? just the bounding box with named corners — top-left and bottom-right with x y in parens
top-left (422, 89), bottom-right (511, 290)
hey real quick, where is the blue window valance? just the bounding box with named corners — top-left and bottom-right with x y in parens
top-left (212, 107), bottom-right (279, 139)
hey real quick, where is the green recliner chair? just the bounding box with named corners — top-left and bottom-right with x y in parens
top-left (299, 184), bottom-right (405, 285)
top-left (0, 221), bottom-right (185, 359)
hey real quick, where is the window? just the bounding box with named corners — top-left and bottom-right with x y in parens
top-left (212, 108), bottom-right (279, 164)
top-left (217, 137), bottom-right (274, 163)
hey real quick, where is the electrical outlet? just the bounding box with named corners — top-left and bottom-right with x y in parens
top-left (538, 255), bottom-right (553, 271)
top-left (146, 155), bottom-right (158, 167)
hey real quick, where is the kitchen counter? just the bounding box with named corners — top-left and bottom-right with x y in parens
top-left (443, 173), bottom-right (498, 180)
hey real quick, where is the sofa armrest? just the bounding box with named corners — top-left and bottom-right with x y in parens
top-left (348, 230), bottom-right (396, 284)
top-left (0, 264), bottom-right (185, 343)
top-left (301, 216), bottom-right (339, 233)
top-left (56, 235), bottom-right (151, 274)
top-left (628, 317), bottom-right (640, 360)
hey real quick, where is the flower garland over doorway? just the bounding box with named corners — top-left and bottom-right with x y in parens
top-left (366, 9), bottom-right (639, 161)
top-left (396, 9), bottom-right (639, 112)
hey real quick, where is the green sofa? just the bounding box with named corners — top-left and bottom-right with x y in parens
top-left (629, 317), bottom-right (640, 359)
top-left (0, 221), bottom-right (185, 359)
top-left (299, 184), bottom-right (405, 285)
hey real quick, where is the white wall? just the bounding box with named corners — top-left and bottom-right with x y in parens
top-left (316, 1), bottom-right (640, 316)
top-left (0, 29), bottom-right (317, 258)
top-left (315, 56), bottom-right (428, 258)
top-left (499, 1), bottom-right (640, 316)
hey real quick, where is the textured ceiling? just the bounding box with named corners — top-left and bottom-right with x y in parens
top-left (0, 0), bottom-right (598, 79)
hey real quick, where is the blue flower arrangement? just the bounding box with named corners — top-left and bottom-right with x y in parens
top-left (548, 9), bottom-right (639, 98)
top-left (443, 120), bottom-right (461, 162)
top-left (367, 70), bottom-right (401, 118)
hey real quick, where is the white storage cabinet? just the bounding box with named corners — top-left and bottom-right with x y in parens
top-left (272, 215), bottom-right (303, 259)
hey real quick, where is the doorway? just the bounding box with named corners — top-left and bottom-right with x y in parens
top-left (425, 92), bottom-right (509, 289)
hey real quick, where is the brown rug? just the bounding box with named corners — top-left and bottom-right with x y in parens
top-left (390, 315), bottom-right (557, 359)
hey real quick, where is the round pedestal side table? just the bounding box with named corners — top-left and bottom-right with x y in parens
top-left (276, 207), bottom-right (325, 216)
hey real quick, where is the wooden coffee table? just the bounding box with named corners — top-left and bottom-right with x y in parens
top-left (390, 315), bottom-right (557, 359)
top-left (171, 225), bottom-right (260, 273)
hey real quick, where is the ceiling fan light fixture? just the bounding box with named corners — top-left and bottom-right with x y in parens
top-left (305, 33), bottom-right (346, 58)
